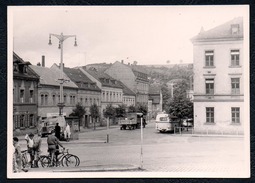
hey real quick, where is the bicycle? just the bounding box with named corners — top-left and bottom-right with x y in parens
top-left (40, 148), bottom-right (80, 168)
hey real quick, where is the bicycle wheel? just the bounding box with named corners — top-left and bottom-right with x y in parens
top-left (39, 155), bottom-right (51, 168)
top-left (64, 154), bottom-right (80, 167)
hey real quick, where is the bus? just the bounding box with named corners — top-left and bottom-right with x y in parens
top-left (155, 113), bottom-right (180, 133)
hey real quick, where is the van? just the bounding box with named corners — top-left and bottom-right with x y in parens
top-left (155, 113), bottom-right (179, 133)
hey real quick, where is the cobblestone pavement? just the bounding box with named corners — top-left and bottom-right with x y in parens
top-left (15, 121), bottom-right (249, 177)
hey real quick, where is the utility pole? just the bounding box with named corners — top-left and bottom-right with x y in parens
top-left (48, 33), bottom-right (77, 116)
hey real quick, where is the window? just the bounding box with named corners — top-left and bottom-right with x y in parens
top-left (64, 95), bottom-right (67, 103)
top-left (29, 90), bottom-right (34, 103)
top-left (20, 89), bottom-right (24, 103)
top-left (45, 95), bottom-right (48, 105)
top-left (29, 114), bottom-right (34, 127)
top-left (41, 94), bottom-right (44, 105)
top-left (206, 107), bottom-right (214, 123)
top-left (20, 115), bottom-right (25, 128)
top-left (231, 78), bottom-right (240, 94)
top-left (231, 24), bottom-right (240, 34)
top-left (80, 98), bottom-right (83, 104)
top-left (52, 95), bottom-right (56, 105)
top-left (205, 79), bottom-right (214, 94)
top-left (232, 107), bottom-right (240, 123)
top-left (205, 50), bottom-right (214, 67)
top-left (231, 50), bottom-right (240, 66)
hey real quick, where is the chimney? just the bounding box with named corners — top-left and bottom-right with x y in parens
top-left (128, 62), bottom-right (130, 65)
top-left (42, 55), bottom-right (45, 67)
top-left (121, 60), bottom-right (124, 64)
top-left (59, 63), bottom-right (65, 68)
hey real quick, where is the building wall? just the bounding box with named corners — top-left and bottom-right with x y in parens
top-left (193, 40), bottom-right (244, 134)
top-left (193, 41), bottom-right (243, 95)
top-left (13, 78), bottom-right (38, 131)
top-left (123, 95), bottom-right (135, 106)
top-left (38, 86), bottom-right (78, 118)
top-left (101, 86), bottom-right (123, 114)
top-left (194, 101), bottom-right (244, 134)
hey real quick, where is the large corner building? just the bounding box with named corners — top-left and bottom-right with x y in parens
top-left (191, 17), bottom-right (244, 134)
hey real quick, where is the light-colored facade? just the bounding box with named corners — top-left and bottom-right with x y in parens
top-left (29, 64), bottom-right (78, 119)
top-left (104, 61), bottom-right (149, 106)
top-left (191, 17), bottom-right (244, 134)
top-left (79, 67), bottom-right (123, 116)
top-left (53, 64), bottom-right (102, 128)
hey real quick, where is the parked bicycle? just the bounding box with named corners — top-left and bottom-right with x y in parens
top-left (39, 148), bottom-right (80, 168)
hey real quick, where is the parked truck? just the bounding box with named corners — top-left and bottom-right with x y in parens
top-left (119, 112), bottom-right (147, 130)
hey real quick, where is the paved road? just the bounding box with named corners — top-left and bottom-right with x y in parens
top-left (17, 120), bottom-right (248, 176)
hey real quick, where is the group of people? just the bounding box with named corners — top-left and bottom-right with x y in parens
top-left (13, 122), bottom-right (72, 172)
top-left (13, 133), bottom-right (41, 173)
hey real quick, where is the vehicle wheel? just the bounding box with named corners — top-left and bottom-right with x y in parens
top-left (64, 154), bottom-right (79, 167)
top-left (120, 127), bottom-right (123, 130)
top-left (39, 155), bottom-right (51, 168)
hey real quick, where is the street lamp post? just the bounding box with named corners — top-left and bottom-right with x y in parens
top-left (48, 33), bottom-right (77, 116)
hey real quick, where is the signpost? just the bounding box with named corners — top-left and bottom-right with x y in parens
top-left (140, 115), bottom-right (143, 169)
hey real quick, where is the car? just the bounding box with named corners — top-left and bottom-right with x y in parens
top-left (181, 118), bottom-right (193, 127)
top-left (41, 125), bottom-right (55, 137)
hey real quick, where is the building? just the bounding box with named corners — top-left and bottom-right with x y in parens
top-left (191, 17), bottom-right (244, 134)
top-left (60, 66), bottom-right (101, 128)
top-left (119, 81), bottom-right (136, 107)
top-left (79, 67), bottom-right (123, 118)
top-left (148, 85), bottom-right (163, 119)
top-left (29, 61), bottom-right (78, 119)
top-left (104, 61), bottom-right (149, 106)
top-left (13, 52), bottom-right (40, 132)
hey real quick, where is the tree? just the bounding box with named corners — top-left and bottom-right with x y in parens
top-left (90, 103), bottom-right (100, 130)
top-left (167, 97), bottom-right (193, 120)
top-left (128, 105), bottom-right (136, 113)
top-left (103, 104), bottom-right (116, 124)
top-left (70, 103), bottom-right (86, 130)
top-left (115, 104), bottom-right (127, 118)
top-left (136, 104), bottom-right (148, 115)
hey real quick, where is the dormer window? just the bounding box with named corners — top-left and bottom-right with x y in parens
top-left (231, 24), bottom-right (239, 35)
top-left (23, 65), bottom-right (28, 73)
top-left (14, 63), bottom-right (19, 72)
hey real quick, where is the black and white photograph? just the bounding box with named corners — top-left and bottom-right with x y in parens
top-left (7, 5), bottom-right (250, 178)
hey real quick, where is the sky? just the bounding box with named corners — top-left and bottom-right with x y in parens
top-left (9, 5), bottom-right (248, 68)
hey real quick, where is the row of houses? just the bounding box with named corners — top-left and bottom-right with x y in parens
top-left (13, 55), bottom-right (162, 131)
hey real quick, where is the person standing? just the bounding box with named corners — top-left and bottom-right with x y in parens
top-left (55, 123), bottom-right (61, 140)
top-left (47, 133), bottom-right (65, 167)
top-left (25, 133), bottom-right (35, 168)
top-left (13, 137), bottom-right (21, 172)
top-left (32, 134), bottom-right (42, 168)
top-left (64, 123), bottom-right (71, 142)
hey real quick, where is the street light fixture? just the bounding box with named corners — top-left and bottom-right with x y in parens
top-left (48, 32), bottom-right (77, 116)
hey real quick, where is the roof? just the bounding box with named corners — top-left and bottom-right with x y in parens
top-left (191, 17), bottom-right (243, 42)
top-left (63, 67), bottom-right (101, 91)
top-left (13, 52), bottom-right (39, 80)
top-left (119, 81), bottom-right (135, 96)
top-left (84, 67), bottom-right (123, 89)
top-left (29, 65), bottom-right (78, 88)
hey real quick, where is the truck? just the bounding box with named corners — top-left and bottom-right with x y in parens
top-left (119, 112), bottom-right (147, 130)
top-left (39, 116), bottom-right (66, 138)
